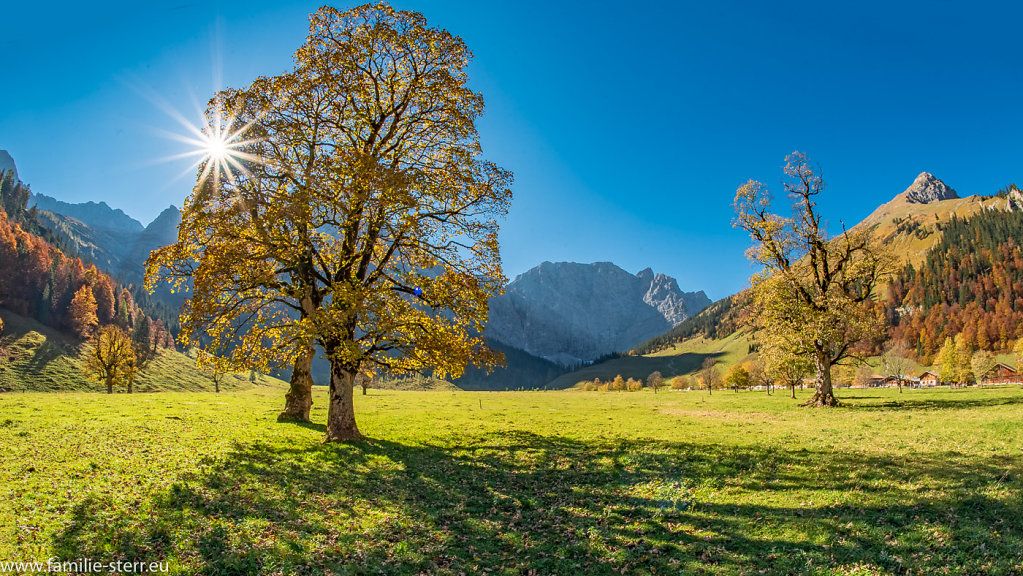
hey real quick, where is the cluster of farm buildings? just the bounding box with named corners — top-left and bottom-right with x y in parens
top-left (863, 363), bottom-right (1020, 388)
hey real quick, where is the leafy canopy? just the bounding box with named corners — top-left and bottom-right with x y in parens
top-left (147, 3), bottom-right (512, 382)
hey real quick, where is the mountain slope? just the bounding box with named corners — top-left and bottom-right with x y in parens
top-left (31, 193), bottom-right (144, 233)
top-left (452, 339), bottom-right (573, 390)
top-left (887, 207), bottom-right (1023, 360)
top-left (553, 172), bottom-right (1016, 386)
top-left (0, 309), bottom-right (284, 393)
top-left (486, 261), bottom-right (710, 365)
top-left (853, 172), bottom-right (1002, 267)
top-left (33, 199), bottom-right (181, 285)
top-left (0, 150), bottom-right (18, 183)
top-left (120, 206), bottom-right (181, 280)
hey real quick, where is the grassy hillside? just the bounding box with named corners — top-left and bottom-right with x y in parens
top-left (854, 192), bottom-right (1004, 268)
top-left (2, 386), bottom-right (1021, 574)
top-left (0, 309), bottom-right (285, 393)
top-left (548, 330), bottom-right (754, 388)
top-left (453, 339), bottom-right (573, 390)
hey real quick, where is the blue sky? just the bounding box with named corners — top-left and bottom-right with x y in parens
top-left (2, 1), bottom-right (1021, 299)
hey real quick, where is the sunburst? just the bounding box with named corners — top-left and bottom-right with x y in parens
top-left (154, 100), bottom-right (264, 190)
top-left (191, 105), bottom-right (264, 187)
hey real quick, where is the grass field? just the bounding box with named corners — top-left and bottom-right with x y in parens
top-left (2, 385), bottom-right (1022, 575)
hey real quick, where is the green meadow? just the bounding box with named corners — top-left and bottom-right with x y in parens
top-left (2, 385), bottom-right (1022, 575)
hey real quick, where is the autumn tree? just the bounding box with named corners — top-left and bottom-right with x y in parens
top-left (971, 350), bottom-right (997, 384)
top-left (83, 325), bottom-right (138, 393)
top-left (744, 358), bottom-right (770, 395)
top-left (734, 152), bottom-right (893, 406)
top-left (765, 351), bottom-right (811, 399)
top-left (938, 337), bottom-right (957, 385)
top-left (853, 365), bottom-right (874, 388)
top-left (68, 285), bottom-right (98, 338)
top-left (147, 3), bottom-right (511, 441)
top-left (698, 358), bottom-right (720, 395)
top-left (646, 371), bottom-right (663, 394)
top-left (954, 333), bottom-right (974, 386)
top-left (611, 375), bottom-right (627, 391)
top-left (132, 315), bottom-right (156, 366)
top-left (198, 350), bottom-right (231, 393)
top-left (881, 339), bottom-right (913, 393)
top-left (724, 363), bottom-right (751, 392)
top-left (356, 373), bottom-right (371, 396)
top-left (93, 276), bottom-right (116, 325)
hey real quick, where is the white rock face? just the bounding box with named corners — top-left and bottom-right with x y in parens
top-left (486, 262), bottom-right (710, 365)
top-left (1007, 187), bottom-right (1023, 212)
top-left (903, 172), bottom-right (958, 204)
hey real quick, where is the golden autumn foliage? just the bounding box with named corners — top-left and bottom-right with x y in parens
top-left (68, 285), bottom-right (98, 338)
top-left (734, 152), bottom-right (894, 406)
top-left (82, 325), bottom-right (138, 394)
top-left (147, 3), bottom-right (511, 441)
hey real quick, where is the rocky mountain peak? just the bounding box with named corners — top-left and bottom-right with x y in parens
top-left (903, 172), bottom-right (958, 204)
top-left (486, 262), bottom-right (711, 365)
top-left (1006, 186), bottom-right (1023, 212)
top-left (145, 205), bottom-right (182, 234)
top-left (0, 150), bottom-right (19, 182)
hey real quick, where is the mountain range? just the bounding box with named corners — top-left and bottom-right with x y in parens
top-left (30, 193), bottom-right (181, 286)
top-left (487, 261), bottom-right (709, 365)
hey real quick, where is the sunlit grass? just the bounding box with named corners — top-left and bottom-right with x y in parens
top-left (2, 385), bottom-right (1022, 574)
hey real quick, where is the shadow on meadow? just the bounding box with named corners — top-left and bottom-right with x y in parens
top-left (840, 390), bottom-right (1023, 412)
top-left (51, 428), bottom-right (1023, 575)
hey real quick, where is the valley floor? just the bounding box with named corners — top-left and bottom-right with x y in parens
top-left (1, 386), bottom-right (1022, 575)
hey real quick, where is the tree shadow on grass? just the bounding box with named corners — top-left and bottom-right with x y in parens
top-left (51, 430), bottom-right (1023, 575)
top-left (840, 392), bottom-right (1023, 411)
top-left (24, 339), bottom-right (67, 373)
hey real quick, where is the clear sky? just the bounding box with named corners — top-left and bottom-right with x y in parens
top-left (2, 1), bottom-right (1021, 299)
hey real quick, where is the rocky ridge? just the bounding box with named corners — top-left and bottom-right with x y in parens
top-left (903, 172), bottom-right (959, 204)
top-left (0, 150), bottom-right (18, 182)
top-left (486, 261), bottom-right (710, 365)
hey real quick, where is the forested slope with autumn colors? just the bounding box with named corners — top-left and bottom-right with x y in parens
top-left (562, 175), bottom-right (1023, 386)
top-left (886, 206), bottom-right (1023, 361)
top-left (0, 169), bottom-right (273, 392)
top-left (0, 170), bottom-right (173, 344)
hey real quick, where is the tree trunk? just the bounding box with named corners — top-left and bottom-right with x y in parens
top-left (277, 346), bottom-right (315, 422)
top-left (801, 350), bottom-right (839, 407)
top-left (128, 380), bottom-right (133, 394)
top-left (107, 377), bottom-right (113, 394)
top-left (790, 383), bottom-right (795, 399)
top-left (325, 359), bottom-right (362, 442)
